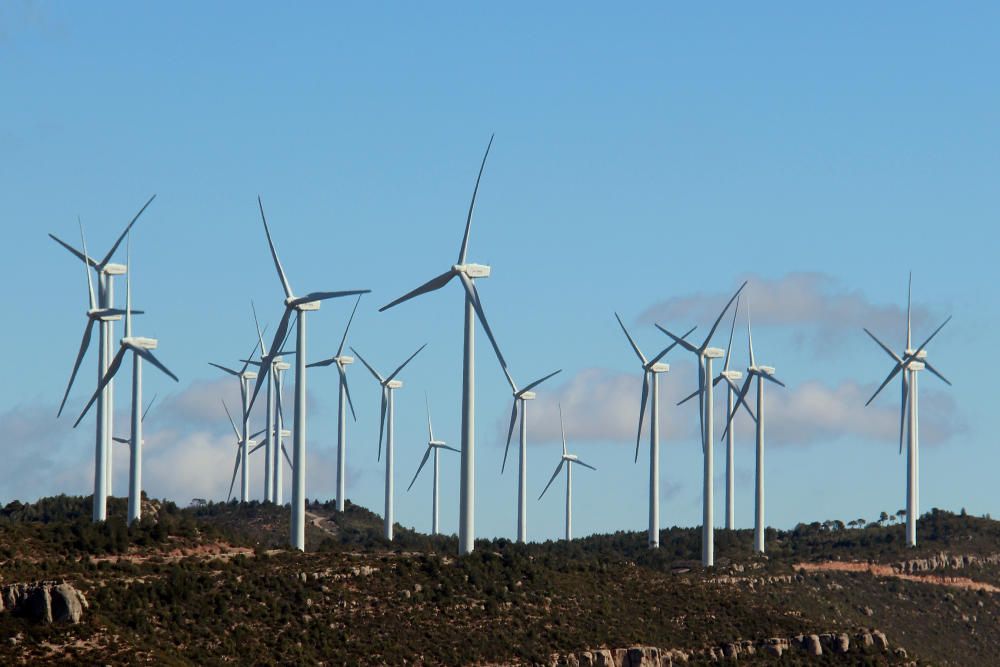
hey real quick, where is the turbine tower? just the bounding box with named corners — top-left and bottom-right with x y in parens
top-left (272, 358), bottom-right (291, 504)
top-left (307, 295), bottom-right (363, 512)
top-left (73, 234), bottom-right (178, 524)
top-left (539, 405), bottom-right (596, 541)
top-left (724, 303), bottom-right (784, 553)
top-left (247, 197), bottom-right (370, 550)
top-left (657, 281), bottom-right (747, 567)
top-left (677, 298), bottom-right (756, 531)
top-left (408, 394), bottom-right (461, 535)
top-left (500, 367), bottom-right (561, 544)
top-left (353, 344), bottom-right (426, 541)
top-left (615, 315), bottom-right (695, 549)
top-left (209, 334), bottom-right (265, 503)
top-left (50, 195), bottom-right (155, 521)
top-left (864, 274), bottom-right (951, 548)
top-left (379, 136), bottom-right (508, 555)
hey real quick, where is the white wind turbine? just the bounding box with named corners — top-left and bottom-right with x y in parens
top-left (408, 394), bottom-right (461, 535)
top-left (50, 196), bottom-right (155, 521)
top-left (307, 295), bottom-right (363, 512)
top-left (724, 303), bottom-right (784, 553)
top-left (209, 334), bottom-right (265, 503)
top-left (500, 367), bottom-right (561, 544)
top-left (677, 297), bottom-right (756, 531)
top-left (864, 274), bottom-right (951, 548)
top-left (615, 315), bottom-right (696, 549)
top-left (73, 234), bottom-right (178, 524)
top-left (222, 399), bottom-right (258, 502)
top-left (538, 405), bottom-right (597, 541)
top-left (246, 197), bottom-right (370, 551)
top-left (353, 344), bottom-right (426, 541)
top-left (656, 281), bottom-right (747, 567)
top-left (379, 136), bottom-right (508, 555)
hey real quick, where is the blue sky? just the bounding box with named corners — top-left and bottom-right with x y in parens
top-left (2, 3), bottom-right (998, 542)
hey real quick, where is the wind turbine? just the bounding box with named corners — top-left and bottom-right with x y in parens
top-left (353, 344), bottom-right (426, 541)
top-left (246, 197), bottom-right (370, 551)
top-left (379, 136), bottom-right (508, 555)
top-left (656, 281), bottom-right (747, 567)
top-left (209, 334), bottom-right (266, 503)
top-left (73, 234), bottom-right (178, 524)
top-left (724, 303), bottom-right (784, 553)
top-left (615, 315), bottom-right (697, 549)
top-left (408, 394), bottom-right (461, 535)
top-left (500, 367), bottom-right (561, 544)
top-left (307, 295), bottom-right (363, 512)
top-left (863, 274), bottom-right (951, 548)
top-left (677, 297), bottom-right (757, 531)
top-left (222, 400), bottom-right (258, 502)
top-left (538, 405), bottom-right (596, 541)
top-left (50, 195), bottom-right (155, 521)
top-left (272, 358), bottom-right (291, 504)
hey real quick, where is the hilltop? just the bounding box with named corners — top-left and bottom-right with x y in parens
top-left (2, 495), bottom-right (1000, 664)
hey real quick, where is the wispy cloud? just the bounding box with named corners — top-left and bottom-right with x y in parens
top-left (637, 272), bottom-right (938, 352)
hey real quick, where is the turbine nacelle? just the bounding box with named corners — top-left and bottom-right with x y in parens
top-left (275, 361), bottom-right (291, 372)
top-left (905, 348), bottom-right (929, 360)
top-left (292, 299), bottom-right (321, 311)
top-left (387, 379), bottom-right (403, 389)
top-left (757, 365), bottom-right (776, 375)
top-left (280, 429), bottom-right (292, 438)
top-left (241, 371), bottom-right (258, 381)
top-left (520, 390), bottom-right (537, 400)
top-left (336, 355), bottom-right (355, 366)
top-left (721, 369), bottom-right (743, 381)
top-left (123, 336), bottom-right (158, 351)
top-left (704, 347), bottom-right (725, 359)
top-left (430, 439), bottom-right (447, 447)
top-left (908, 361), bottom-right (926, 371)
top-left (649, 362), bottom-right (670, 373)
top-left (453, 263), bottom-right (491, 279)
top-left (90, 308), bottom-right (123, 322)
top-left (562, 454), bottom-right (579, 462)
top-left (103, 263), bottom-right (128, 276)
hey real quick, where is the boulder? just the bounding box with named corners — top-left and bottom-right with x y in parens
top-left (872, 630), bottom-right (890, 651)
top-left (859, 632), bottom-right (874, 647)
top-left (1, 581), bottom-right (87, 625)
top-left (804, 634), bottom-right (822, 656)
top-left (763, 643), bottom-right (782, 657)
top-left (592, 650), bottom-right (615, 667)
top-left (50, 584), bottom-right (87, 624)
top-left (628, 646), bottom-right (659, 666)
top-left (834, 633), bottom-right (850, 654)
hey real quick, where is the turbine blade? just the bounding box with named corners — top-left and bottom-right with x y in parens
top-left (77, 218), bottom-right (96, 310)
top-left (574, 458), bottom-right (597, 472)
top-left (747, 301), bottom-right (756, 368)
top-left (727, 376), bottom-right (757, 423)
top-left (226, 448), bottom-right (241, 501)
top-left (763, 373), bottom-right (785, 388)
top-left (257, 196), bottom-right (294, 299)
top-left (441, 445), bottom-right (461, 454)
top-left (249, 440), bottom-right (265, 455)
top-left (906, 272), bottom-right (913, 350)
top-left (251, 299), bottom-right (268, 357)
top-left (142, 393), bottom-right (158, 422)
top-left (425, 393), bottom-right (434, 442)
top-left (649, 325), bottom-right (697, 365)
top-left (635, 371), bottom-right (649, 463)
top-left (99, 194), bottom-right (156, 268)
top-left (722, 375), bottom-right (754, 440)
top-left (866, 363), bottom-right (904, 406)
top-left (290, 289), bottom-right (370, 308)
top-left (340, 366), bottom-right (358, 421)
top-left (377, 388), bottom-right (387, 462)
top-left (559, 404), bottom-right (567, 457)
top-left (501, 399), bottom-right (519, 474)
top-left (386, 343), bottom-right (427, 382)
top-left (57, 318), bottom-right (96, 417)
top-left (863, 328), bottom-right (903, 364)
top-left (899, 372), bottom-right (909, 455)
top-left (221, 399), bottom-right (242, 441)
top-left (407, 447), bottom-right (433, 491)
top-left (909, 316), bottom-right (952, 360)
top-left (282, 442), bottom-right (293, 469)
top-left (306, 357), bottom-right (336, 368)
top-left (124, 231), bottom-right (132, 337)
top-left (698, 359), bottom-right (705, 452)
top-left (209, 362), bottom-right (241, 376)
top-left (248, 307), bottom-right (293, 412)
top-left (654, 324), bottom-right (699, 354)
top-left (136, 348), bottom-right (179, 382)
top-left (379, 270), bottom-right (455, 312)
top-left (337, 294), bottom-right (362, 357)
top-left (676, 386), bottom-right (701, 407)
top-left (538, 460), bottom-right (564, 500)
top-left (521, 369), bottom-right (562, 394)
top-left (350, 347), bottom-right (384, 383)
top-left (241, 321), bottom-right (268, 375)
top-left (49, 233), bottom-right (94, 267)
top-left (922, 360), bottom-right (952, 386)
top-left (702, 281), bottom-right (748, 350)
top-left (615, 312), bottom-right (647, 365)
top-left (458, 273), bottom-right (507, 369)
top-left (73, 346), bottom-right (128, 427)
top-left (457, 134), bottom-right (494, 265)
top-left (724, 295), bottom-right (740, 371)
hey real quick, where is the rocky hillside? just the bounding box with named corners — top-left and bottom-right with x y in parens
top-left (1, 496), bottom-right (999, 664)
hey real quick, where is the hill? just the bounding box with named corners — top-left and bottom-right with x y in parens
top-left (2, 495), bottom-right (1000, 664)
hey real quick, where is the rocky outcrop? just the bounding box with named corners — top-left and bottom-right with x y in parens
top-left (544, 628), bottom-right (893, 665)
top-left (1, 580), bottom-right (87, 624)
top-left (892, 551), bottom-right (1000, 574)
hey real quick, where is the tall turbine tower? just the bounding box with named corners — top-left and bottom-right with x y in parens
top-left (353, 344), bottom-right (426, 541)
top-left (247, 197), bottom-right (370, 550)
top-left (724, 304), bottom-right (784, 553)
top-left (500, 367), bottom-right (561, 544)
top-left (379, 137), bottom-right (508, 555)
top-left (657, 281), bottom-right (747, 567)
top-left (864, 274), bottom-right (951, 548)
top-left (73, 235), bottom-right (178, 524)
top-left (677, 298), bottom-right (756, 531)
top-left (307, 295), bottom-right (363, 512)
top-left (209, 335), bottom-right (265, 503)
top-left (408, 395), bottom-right (461, 535)
top-left (50, 196), bottom-right (155, 521)
top-left (615, 315), bottom-right (696, 549)
top-left (539, 405), bottom-right (596, 541)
